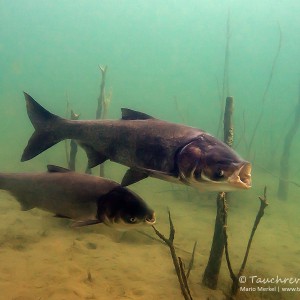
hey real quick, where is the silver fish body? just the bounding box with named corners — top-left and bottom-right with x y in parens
top-left (0, 165), bottom-right (155, 228)
top-left (22, 93), bottom-right (251, 192)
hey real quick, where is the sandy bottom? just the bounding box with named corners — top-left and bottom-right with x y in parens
top-left (0, 167), bottom-right (299, 300)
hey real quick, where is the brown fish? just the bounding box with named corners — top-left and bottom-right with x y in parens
top-left (21, 93), bottom-right (251, 192)
top-left (0, 165), bottom-right (155, 229)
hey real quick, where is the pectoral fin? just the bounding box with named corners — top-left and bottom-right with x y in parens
top-left (47, 165), bottom-right (72, 173)
top-left (20, 201), bottom-right (35, 211)
top-left (71, 219), bottom-right (102, 227)
top-left (53, 214), bottom-right (70, 218)
top-left (79, 143), bottom-right (107, 168)
top-left (121, 168), bottom-right (149, 186)
top-left (13, 194), bottom-right (35, 211)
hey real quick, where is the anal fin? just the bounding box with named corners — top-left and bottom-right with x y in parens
top-left (121, 168), bottom-right (149, 186)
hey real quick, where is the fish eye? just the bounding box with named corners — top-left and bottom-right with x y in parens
top-left (129, 217), bottom-right (137, 223)
top-left (215, 169), bottom-right (224, 178)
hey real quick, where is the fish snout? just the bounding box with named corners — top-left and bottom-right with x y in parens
top-left (240, 162), bottom-right (252, 187)
top-left (229, 162), bottom-right (252, 189)
top-left (145, 212), bottom-right (156, 225)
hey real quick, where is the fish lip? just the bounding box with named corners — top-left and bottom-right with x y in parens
top-left (145, 213), bottom-right (156, 225)
top-left (228, 162), bottom-right (252, 189)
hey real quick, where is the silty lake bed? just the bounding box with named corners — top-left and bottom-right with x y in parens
top-left (0, 162), bottom-right (299, 299)
top-left (1, 0), bottom-right (300, 299)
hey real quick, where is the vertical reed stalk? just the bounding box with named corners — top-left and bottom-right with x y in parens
top-left (277, 82), bottom-right (300, 200)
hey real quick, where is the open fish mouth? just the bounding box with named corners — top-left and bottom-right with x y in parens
top-left (228, 162), bottom-right (252, 189)
top-left (145, 213), bottom-right (156, 225)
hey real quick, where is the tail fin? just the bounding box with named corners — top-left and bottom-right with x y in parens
top-left (21, 92), bottom-right (65, 161)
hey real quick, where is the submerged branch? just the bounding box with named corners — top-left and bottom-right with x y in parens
top-left (152, 210), bottom-right (193, 300)
top-left (217, 11), bottom-right (231, 137)
top-left (187, 241), bottom-right (197, 279)
top-left (202, 192), bottom-right (227, 289)
top-left (64, 92), bottom-right (70, 166)
top-left (277, 81), bottom-right (300, 200)
top-left (247, 24), bottom-right (282, 158)
top-left (68, 110), bottom-right (80, 171)
top-left (203, 96), bottom-right (233, 289)
top-left (136, 230), bottom-right (192, 255)
top-left (229, 186), bottom-right (269, 296)
top-left (256, 164), bottom-right (300, 188)
top-left (96, 65), bottom-right (108, 120)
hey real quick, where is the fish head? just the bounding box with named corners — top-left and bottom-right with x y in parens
top-left (177, 136), bottom-right (251, 192)
top-left (97, 186), bottom-right (156, 230)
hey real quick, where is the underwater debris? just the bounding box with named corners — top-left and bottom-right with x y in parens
top-left (96, 65), bottom-right (108, 120)
top-left (68, 110), bottom-right (80, 171)
top-left (136, 229), bottom-right (192, 255)
top-left (93, 65), bottom-right (111, 177)
top-left (64, 92), bottom-right (71, 166)
top-left (247, 24), bottom-right (282, 159)
top-left (87, 270), bottom-right (93, 283)
top-left (277, 82), bottom-right (300, 200)
top-left (97, 65), bottom-right (107, 179)
top-left (228, 186), bottom-right (269, 297)
top-left (186, 241), bottom-right (197, 279)
top-left (223, 96), bottom-right (234, 147)
top-left (202, 192), bottom-right (227, 289)
top-left (152, 210), bottom-right (195, 300)
top-left (63, 93), bottom-right (80, 171)
top-left (216, 11), bottom-right (231, 138)
top-left (203, 96), bottom-right (234, 289)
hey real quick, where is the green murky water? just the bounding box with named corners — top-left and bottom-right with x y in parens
top-left (0, 1), bottom-right (299, 299)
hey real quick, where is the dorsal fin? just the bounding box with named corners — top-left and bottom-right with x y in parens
top-left (47, 165), bottom-right (72, 173)
top-left (121, 108), bottom-right (155, 120)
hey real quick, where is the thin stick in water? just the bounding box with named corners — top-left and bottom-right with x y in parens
top-left (152, 210), bottom-right (193, 300)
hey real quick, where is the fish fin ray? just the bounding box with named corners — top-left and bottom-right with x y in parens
top-left (121, 108), bottom-right (155, 120)
top-left (71, 220), bottom-right (102, 227)
top-left (53, 214), bottom-right (71, 218)
top-left (21, 93), bottom-right (64, 161)
top-left (145, 168), bottom-right (175, 177)
top-left (17, 197), bottom-right (35, 211)
top-left (23, 92), bottom-right (63, 129)
top-left (47, 165), bottom-right (72, 173)
top-left (121, 168), bottom-right (149, 186)
top-left (80, 143), bottom-right (107, 168)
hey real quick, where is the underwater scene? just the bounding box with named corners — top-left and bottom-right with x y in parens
top-left (0, 1), bottom-right (300, 299)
